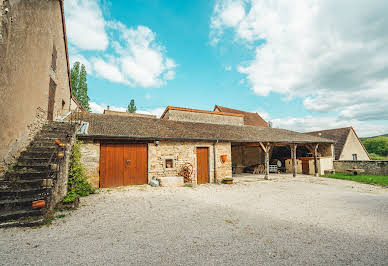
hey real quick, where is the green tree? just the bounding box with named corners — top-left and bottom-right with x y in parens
top-left (363, 136), bottom-right (388, 157)
top-left (70, 62), bottom-right (90, 112)
top-left (127, 99), bottom-right (137, 113)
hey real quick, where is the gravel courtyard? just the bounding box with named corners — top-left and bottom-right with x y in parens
top-left (1, 174), bottom-right (388, 265)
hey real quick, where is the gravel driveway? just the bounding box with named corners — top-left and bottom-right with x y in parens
top-left (1, 174), bottom-right (388, 265)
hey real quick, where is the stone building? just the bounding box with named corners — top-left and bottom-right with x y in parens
top-left (77, 107), bottom-right (334, 189)
top-left (306, 127), bottom-right (370, 161)
top-left (0, 0), bottom-right (82, 174)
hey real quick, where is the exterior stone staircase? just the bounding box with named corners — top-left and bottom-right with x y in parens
top-left (0, 121), bottom-right (77, 227)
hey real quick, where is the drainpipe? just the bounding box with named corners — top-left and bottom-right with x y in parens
top-left (213, 140), bottom-right (218, 184)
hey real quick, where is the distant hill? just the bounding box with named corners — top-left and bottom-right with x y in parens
top-left (361, 134), bottom-right (388, 140)
top-left (361, 135), bottom-right (388, 160)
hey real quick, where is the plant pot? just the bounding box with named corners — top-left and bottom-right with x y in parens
top-left (220, 155), bottom-right (227, 163)
top-left (223, 178), bottom-right (233, 184)
top-left (32, 200), bottom-right (45, 209)
top-left (55, 139), bottom-right (62, 145)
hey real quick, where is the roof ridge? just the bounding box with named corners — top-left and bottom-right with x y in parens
top-left (305, 127), bottom-right (352, 134)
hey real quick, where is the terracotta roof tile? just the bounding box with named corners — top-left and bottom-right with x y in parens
top-left (78, 113), bottom-right (333, 144)
top-left (214, 105), bottom-right (268, 127)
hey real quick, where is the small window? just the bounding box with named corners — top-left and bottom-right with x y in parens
top-left (51, 45), bottom-right (57, 71)
top-left (352, 154), bottom-right (358, 161)
top-left (165, 159), bottom-right (173, 169)
top-left (61, 99), bottom-right (66, 109)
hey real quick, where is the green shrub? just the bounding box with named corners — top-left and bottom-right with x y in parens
top-left (64, 141), bottom-right (94, 202)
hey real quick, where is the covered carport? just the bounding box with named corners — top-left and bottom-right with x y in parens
top-left (232, 139), bottom-right (334, 179)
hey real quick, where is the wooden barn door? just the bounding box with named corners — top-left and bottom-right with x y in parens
top-left (196, 147), bottom-right (209, 184)
top-left (100, 143), bottom-right (147, 188)
top-left (302, 159), bottom-right (309, 175)
top-left (47, 79), bottom-right (56, 120)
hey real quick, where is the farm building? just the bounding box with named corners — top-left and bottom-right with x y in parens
top-left (77, 107), bottom-right (334, 188)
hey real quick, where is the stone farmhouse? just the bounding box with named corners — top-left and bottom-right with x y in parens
top-left (0, 0), bottom-right (84, 226)
top-left (77, 106), bottom-right (334, 189)
top-left (306, 127), bottom-right (370, 161)
top-left (0, 0), bottom-right (83, 175)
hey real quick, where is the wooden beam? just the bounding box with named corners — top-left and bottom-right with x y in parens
top-left (264, 143), bottom-right (272, 180)
top-left (259, 142), bottom-right (267, 153)
top-left (290, 144), bottom-right (297, 177)
top-left (313, 144), bottom-right (319, 177)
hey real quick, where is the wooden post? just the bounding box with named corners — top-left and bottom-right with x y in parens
top-left (291, 144), bottom-right (297, 177)
top-left (313, 144), bottom-right (319, 177)
top-left (259, 142), bottom-right (271, 180)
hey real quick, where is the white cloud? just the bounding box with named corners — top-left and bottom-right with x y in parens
top-left (64, 0), bottom-right (108, 51)
top-left (90, 102), bottom-right (165, 118)
top-left (108, 24), bottom-right (177, 87)
top-left (211, 0), bottom-right (388, 122)
top-left (137, 108), bottom-right (165, 118)
top-left (89, 102), bottom-right (126, 113)
top-left (92, 58), bottom-right (129, 84)
top-left (272, 116), bottom-right (388, 138)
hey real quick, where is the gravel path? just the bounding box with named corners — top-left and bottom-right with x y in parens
top-left (1, 174), bottom-right (388, 265)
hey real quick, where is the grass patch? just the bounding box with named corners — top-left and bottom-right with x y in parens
top-left (323, 173), bottom-right (388, 186)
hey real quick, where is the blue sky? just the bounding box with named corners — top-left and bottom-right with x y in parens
top-left (64, 0), bottom-right (388, 137)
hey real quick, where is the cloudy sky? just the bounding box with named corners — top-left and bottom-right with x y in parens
top-left (64, 0), bottom-right (388, 137)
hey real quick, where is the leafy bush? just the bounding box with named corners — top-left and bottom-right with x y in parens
top-left (362, 136), bottom-right (388, 158)
top-left (64, 141), bottom-right (94, 202)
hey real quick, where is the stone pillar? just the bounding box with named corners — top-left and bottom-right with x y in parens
top-left (291, 144), bottom-right (297, 177)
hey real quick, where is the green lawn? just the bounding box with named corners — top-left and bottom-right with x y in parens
top-left (323, 173), bottom-right (388, 186)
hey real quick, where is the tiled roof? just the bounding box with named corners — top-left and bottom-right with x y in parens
top-left (305, 127), bottom-right (352, 159)
top-left (214, 105), bottom-right (268, 127)
top-left (78, 113), bottom-right (333, 144)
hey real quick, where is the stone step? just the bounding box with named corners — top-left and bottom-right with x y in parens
top-left (0, 197), bottom-right (45, 211)
top-left (18, 157), bottom-right (50, 164)
top-left (0, 179), bottom-right (44, 190)
top-left (6, 170), bottom-right (51, 180)
top-left (0, 216), bottom-right (45, 228)
top-left (30, 139), bottom-right (70, 147)
top-left (0, 188), bottom-right (48, 200)
top-left (0, 209), bottom-right (43, 223)
top-left (21, 150), bottom-right (55, 159)
top-left (14, 163), bottom-right (50, 171)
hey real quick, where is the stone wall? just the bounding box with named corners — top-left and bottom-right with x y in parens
top-left (79, 140), bottom-right (233, 188)
top-left (334, 160), bottom-right (388, 176)
top-left (148, 140), bottom-right (232, 184)
top-left (285, 157), bottom-right (333, 175)
top-left (0, 0), bottom-right (72, 175)
top-left (164, 109), bottom-right (244, 126)
top-left (231, 145), bottom-right (264, 173)
top-left (80, 141), bottom-right (100, 188)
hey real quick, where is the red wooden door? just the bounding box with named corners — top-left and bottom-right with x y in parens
top-left (100, 144), bottom-right (147, 188)
top-left (47, 79), bottom-right (56, 120)
top-left (196, 147), bottom-right (209, 184)
top-left (302, 160), bottom-right (309, 175)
